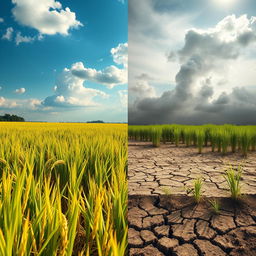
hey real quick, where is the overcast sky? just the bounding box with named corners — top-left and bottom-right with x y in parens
top-left (0, 0), bottom-right (127, 122)
top-left (129, 0), bottom-right (256, 125)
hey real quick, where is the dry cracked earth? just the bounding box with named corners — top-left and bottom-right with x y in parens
top-left (128, 195), bottom-right (256, 256)
top-left (129, 142), bottom-right (256, 196)
top-left (128, 142), bottom-right (256, 255)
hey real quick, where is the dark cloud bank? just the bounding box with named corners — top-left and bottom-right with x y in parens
top-left (129, 13), bottom-right (256, 125)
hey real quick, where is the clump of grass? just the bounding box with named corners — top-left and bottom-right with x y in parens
top-left (184, 129), bottom-right (192, 147)
top-left (208, 199), bottom-right (221, 214)
top-left (196, 131), bottom-right (205, 154)
top-left (241, 132), bottom-right (250, 157)
top-left (204, 128), bottom-right (210, 146)
top-left (192, 131), bottom-right (197, 146)
top-left (224, 167), bottom-right (242, 200)
top-left (162, 127), bottom-right (171, 144)
top-left (221, 131), bottom-right (230, 155)
top-left (230, 131), bottom-right (238, 153)
top-left (217, 133), bottom-right (222, 153)
top-left (251, 134), bottom-right (256, 151)
top-left (210, 131), bottom-right (217, 152)
top-left (174, 129), bottom-right (180, 147)
top-left (151, 128), bottom-right (162, 147)
top-left (193, 178), bottom-right (203, 203)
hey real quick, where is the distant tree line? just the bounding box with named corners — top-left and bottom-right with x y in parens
top-left (0, 114), bottom-right (25, 122)
top-left (87, 120), bottom-right (104, 123)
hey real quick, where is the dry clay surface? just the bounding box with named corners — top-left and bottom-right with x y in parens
top-left (128, 195), bottom-right (256, 256)
top-left (129, 142), bottom-right (256, 197)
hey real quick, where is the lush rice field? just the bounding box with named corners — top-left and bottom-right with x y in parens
top-left (0, 122), bottom-right (127, 256)
top-left (129, 124), bottom-right (256, 156)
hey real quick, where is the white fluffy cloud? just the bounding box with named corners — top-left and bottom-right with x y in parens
top-left (2, 27), bottom-right (14, 41)
top-left (0, 97), bottom-right (40, 109)
top-left (71, 62), bottom-right (127, 89)
top-left (14, 88), bottom-right (26, 94)
top-left (2, 28), bottom-right (41, 45)
top-left (1, 42), bottom-right (127, 112)
top-left (43, 68), bottom-right (108, 107)
top-left (43, 42), bottom-right (127, 108)
top-left (71, 43), bottom-right (128, 88)
top-left (11, 0), bottom-right (83, 35)
top-left (111, 43), bottom-right (128, 67)
top-left (0, 97), bottom-right (18, 108)
top-left (130, 13), bottom-right (256, 125)
top-left (15, 32), bottom-right (35, 45)
top-left (0, 18), bottom-right (4, 23)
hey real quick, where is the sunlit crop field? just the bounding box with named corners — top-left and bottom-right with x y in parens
top-left (0, 122), bottom-right (127, 256)
top-left (129, 124), bottom-right (256, 156)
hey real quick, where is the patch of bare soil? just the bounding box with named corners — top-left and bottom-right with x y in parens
top-left (129, 141), bottom-right (256, 255)
top-left (129, 141), bottom-right (256, 196)
top-left (128, 195), bottom-right (256, 256)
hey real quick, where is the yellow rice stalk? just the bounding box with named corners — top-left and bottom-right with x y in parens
top-left (18, 212), bottom-right (30, 256)
top-left (59, 214), bottom-right (68, 256)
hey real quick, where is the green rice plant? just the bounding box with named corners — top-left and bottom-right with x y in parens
top-left (204, 128), bottom-right (210, 146)
top-left (193, 178), bottom-right (203, 203)
top-left (250, 133), bottom-right (256, 151)
top-left (238, 136), bottom-right (241, 151)
top-left (128, 124), bottom-right (256, 157)
top-left (180, 130), bottom-right (185, 144)
top-left (210, 131), bottom-right (217, 152)
top-left (192, 130), bottom-right (197, 146)
top-left (240, 132), bottom-right (251, 157)
top-left (174, 129), bottom-right (180, 147)
top-left (216, 132), bottom-right (222, 153)
top-left (208, 199), bottom-right (221, 214)
top-left (162, 127), bottom-right (171, 144)
top-left (196, 131), bottom-right (205, 154)
top-left (221, 131), bottom-right (230, 155)
top-left (151, 128), bottom-right (162, 147)
top-left (184, 128), bottom-right (192, 147)
top-left (230, 131), bottom-right (238, 153)
top-left (224, 167), bottom-right (242, 200)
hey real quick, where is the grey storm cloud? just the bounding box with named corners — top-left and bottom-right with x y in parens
top-left (150, 0), bottom-right (204, 14)
top-left (129, 14), bottom-right (256, 125)
top-left (130, 87), bottom-right (256, 125)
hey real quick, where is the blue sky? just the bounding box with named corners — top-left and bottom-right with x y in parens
top-left (0, 0), bottom-right (127, 122)
top-left (129, 0), bottom-right (256, 125)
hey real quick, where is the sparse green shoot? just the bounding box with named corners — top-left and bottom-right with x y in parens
top-left (224, 167), bottom-right (242, 200)
top-left (193, 178), bottom-right (203, 203)
top-left (208, 199), bottom-right (221, 214)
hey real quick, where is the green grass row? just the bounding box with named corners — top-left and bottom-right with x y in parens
top-left (129, 124), bottom-right (256, 156)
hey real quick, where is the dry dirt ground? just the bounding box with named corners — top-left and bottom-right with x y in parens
top-left (128, 142), bottom-right (256, 256)
top-left (129, 142), bottom-right (256, 197)
top-left (128, 195), bottom-right (256, 256)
